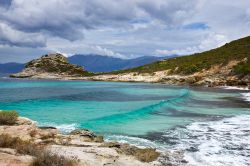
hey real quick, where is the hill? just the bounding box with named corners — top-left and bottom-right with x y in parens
top-left (112, 36), bottom-right (250, 75)
top-left (10, 53), bottom-right (92, 78)
top-left (68, 54), bottom-right (169, 72)
top-left (92, 36), bottom-right (250, 87)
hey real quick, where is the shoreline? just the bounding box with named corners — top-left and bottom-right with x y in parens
top-left (3, 74), bottom-right (250, 90)
top-left (0, 115), bottom-right (164, 166)
top-left (1, 85), bottom-right (249, 165)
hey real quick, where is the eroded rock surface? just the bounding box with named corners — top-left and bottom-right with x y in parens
top-left (0, 117), bottom-right (163, 166)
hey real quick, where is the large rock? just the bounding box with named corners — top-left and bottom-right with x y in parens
top-left (10, 53), bottom-right (88, 79)
top-left (69, 129), bottom-right (104, 143)
top-left (0, 148), bottom-right (34, 166)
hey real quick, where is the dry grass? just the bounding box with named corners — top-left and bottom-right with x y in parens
top-left (0, 110), bottom-right (19, 125)
top-left (0, 134), bottom-right (78, 166)
top-left (101, 142), bottom-right (160, 162)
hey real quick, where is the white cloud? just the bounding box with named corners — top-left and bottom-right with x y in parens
top-left (0, 0), bottom-right (250, 62)
top-left (90, 45), bottom-right (126, 59)
top-left (155, 33), bottom-right (228, 56)
top-left (0, 22), bottom-right (46, 47)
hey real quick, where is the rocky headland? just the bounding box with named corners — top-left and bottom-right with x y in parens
top-left (10, 53), bottom-right (92, 79)
top-left (1, 111), bottom-right (185, 166)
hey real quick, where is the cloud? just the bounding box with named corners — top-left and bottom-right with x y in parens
top-left (0, 22), bottom-right (46, 47)
top-left (90, 45), bottom-right (126, 59)
top-left (154, 33), bottom-right (228, 56)
top-left (137, 0), bottom-right (202, 25)
top-left (0, 0), bottom-right (250, 62)
top-left (0, 0), bottom-right (202, 46)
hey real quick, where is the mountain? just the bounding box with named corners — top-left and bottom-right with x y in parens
top-left (10, 53), bottom-right (91, 79)
top-left (1, 55), bottom-right (174, 74)
top-left (68, 55), bottom-right (171, 72)
top-left (0, 63), bottom-right (24, 74)
top-left (92, 36), bottom-right (250, 87)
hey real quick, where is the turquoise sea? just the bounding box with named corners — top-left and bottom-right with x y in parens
top-left (0, 78), bottom-right (249, 166)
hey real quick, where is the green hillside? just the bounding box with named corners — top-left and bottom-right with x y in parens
top-left (111, 36), bottom-right (250, 75)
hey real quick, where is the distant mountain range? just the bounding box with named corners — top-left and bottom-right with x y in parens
top-left (0, 54), bottom-right (175, 74)
top-left (68, 54), bottom-right (174, 72)
top-left (0, 63), bottom-right (24, 74)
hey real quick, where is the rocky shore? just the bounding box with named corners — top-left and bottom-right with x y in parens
top-left (89, 60), bottom-right (250, 88)
top-left (9, 53), bottom-right (249, 88)
top-left (0, 115), bottom-right (168, 166)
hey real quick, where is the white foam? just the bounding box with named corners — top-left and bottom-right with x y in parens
top-left (166, 115), bottom-right (250, 166)
top-left (241, 93), bottom-right (250, 102)
top-left (38, 123), bottom-right (78, 133)
top-left (105, 134), bottom-right (163, 150)
top-left (221, 86), bottom-right (249, 90)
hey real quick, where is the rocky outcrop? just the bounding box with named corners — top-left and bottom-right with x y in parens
top-left (89, 59), bottom-right (250, 88)
top-left (0, 116), bottom-right (162, 166)
top-left (0, 148), bottom-right (34, 166)
top-left (10, 53), bottom-right (89, 79)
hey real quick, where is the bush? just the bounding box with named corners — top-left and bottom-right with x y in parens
top-left (233, 59), bottom-right (250, 75)
top-left (0, 134), bottom-right (77, 166)
top-left (0, 110), bottom-right (19, 125)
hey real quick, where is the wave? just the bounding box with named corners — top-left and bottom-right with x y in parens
top-left (38, 122), bottom-right (78, 133)
top-left (83, 89), bottom-right (190, 126)
top-left (105, 134), bottom-right (162, 150)
top-left (162, 114), bottom-right (250, 166)
top-left (241, 93), bottom-right (250, 102)
top-left (221, 86), bottom-right (249, 90)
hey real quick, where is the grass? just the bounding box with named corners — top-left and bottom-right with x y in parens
top-left (0, 110), bottom-right (18, 125)
top-left (110, 36), bottom-right (250, 75)
top-left (0, 134), bottom-right (77, 166)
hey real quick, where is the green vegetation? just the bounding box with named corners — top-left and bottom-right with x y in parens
top-left (25, 54), bottom-right (95, 77)
top-left (0, 134), bottom-right (77, 166)
top-left (0, 110), bottom-right (18, 125)
top-left (233, 59), bottom-right (250, 75)
top-left (111, 36), bottom-right (250, 75)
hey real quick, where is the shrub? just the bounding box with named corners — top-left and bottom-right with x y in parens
top-left (233, 59), bottom-right (250, 75)
top-left (0, 110), bottom-right (19, 125)
top-left (0, 134), bottom-right (77, 166)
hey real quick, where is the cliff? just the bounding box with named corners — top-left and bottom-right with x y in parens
top-left (10, 53), bottom-right (92, 79)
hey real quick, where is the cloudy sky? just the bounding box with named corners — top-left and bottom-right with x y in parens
top-left (0, 0), bottom-right (250, 63)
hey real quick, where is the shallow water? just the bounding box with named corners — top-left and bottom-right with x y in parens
top-left (0, 78), bottom-right (249, 165)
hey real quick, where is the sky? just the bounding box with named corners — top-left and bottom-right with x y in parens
top-left (0, 0), bottom-right (250, 63)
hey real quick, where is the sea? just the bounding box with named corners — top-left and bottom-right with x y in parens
top-left (0, 77), bottom-right (249, 166)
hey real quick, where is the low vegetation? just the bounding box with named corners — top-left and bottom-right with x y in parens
top-left (111, 36), bottom-right (250, 75)
top-left (0, 134), bottom-right (77, 166)
top-left (233, 58), bottom-right (250, 75)
top-left (0, 110), bottom-right (19, 125)
top-left (101, 142), bottom-right (160, 162)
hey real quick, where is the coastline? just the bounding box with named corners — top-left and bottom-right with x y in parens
top-left (0, 115), bottom-right (164, 166)
top-left (0, 81), bottom-right (249, 165)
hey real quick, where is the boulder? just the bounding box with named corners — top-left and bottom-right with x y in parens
top-left (69, 129), bottom-right (104, 142)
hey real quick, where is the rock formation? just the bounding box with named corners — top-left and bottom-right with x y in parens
top-left (10, 53), bottom-right (90, 79)
top-left (0, 116), bottom-right (164, 166)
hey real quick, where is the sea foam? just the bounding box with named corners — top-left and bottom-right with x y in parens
top-left (167, 115), bottom-right (250, 166)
